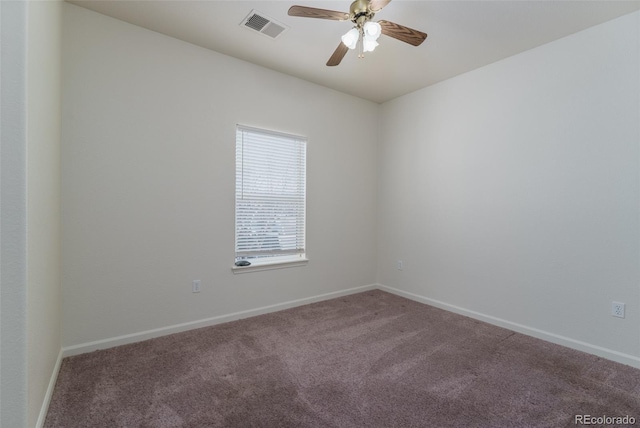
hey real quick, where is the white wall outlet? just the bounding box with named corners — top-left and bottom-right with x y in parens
top-left (397, 260), bottom-right (403, 270)
top-left (192, 280), bottom-right (201, 293)
top-left (612, 302), bottom-right (625, 318)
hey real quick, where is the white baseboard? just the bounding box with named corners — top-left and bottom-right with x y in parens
top-left (62, 284), bottom-right (377, 358)
top-left (377, 283), bottom-right (640, 370)
top-left (36, 348), bottom-right (64, 428)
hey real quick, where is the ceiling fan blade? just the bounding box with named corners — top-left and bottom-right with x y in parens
top-left (288, 5), bottom-right (349, 21)
top-left (378, 20), bottom-right (427, 46)
top-left (327, 42), bottom-right (349, 66)
top-left (369, 0), bottom-right (391, 12)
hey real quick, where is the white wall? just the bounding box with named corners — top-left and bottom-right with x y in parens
top-left (26, 1), bottom-right (63, 426)
top-left (1, 1), bottom-right (63, 427)
top-left (378, 11), bottom-right (640, 366)
top-left (61, 3), bottom-right (378, 348)
top-left (1, 2), bottom-right (28, 426)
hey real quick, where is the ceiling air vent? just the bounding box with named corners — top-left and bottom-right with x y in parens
top-left (240, 10), bottom-right (289, 39)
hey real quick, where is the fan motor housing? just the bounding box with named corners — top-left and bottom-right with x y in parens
top-left (350, 0), bottom-right (374, 25)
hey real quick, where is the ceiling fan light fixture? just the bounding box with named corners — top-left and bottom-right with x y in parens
top-left (363, 37), bottom-right (379, 52)
top-left (341, 27), bottom-right (359, 49)
top-left (363, 21), bottom-right (382, 40)
top-left (288, 1), bottom-right (428, 67)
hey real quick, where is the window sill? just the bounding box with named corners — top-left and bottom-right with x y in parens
top-left (231, 257), bottom-right (309, 274)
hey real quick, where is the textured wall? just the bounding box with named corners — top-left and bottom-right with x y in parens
top-left (26, 1), bottom-right (63, 426)
top-left (1, 2), bottom-right (28, 427)
top-left (377, 12), bottom-right (640, 366)
top-left (61, 4), bottom-right (379, 347)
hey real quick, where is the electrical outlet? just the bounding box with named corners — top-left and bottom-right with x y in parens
top-left (612, 302), bottom-right (625, 318)
top-left (397, 260), bottom-right (403, 270)
top-left (192, 280), bottom-right (201, 293)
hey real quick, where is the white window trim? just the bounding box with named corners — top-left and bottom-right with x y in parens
top-left (234, 125), bottom-right (307, 272)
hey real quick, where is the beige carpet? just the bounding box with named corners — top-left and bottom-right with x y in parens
top-left (45, 290), bottom-right (640, 427)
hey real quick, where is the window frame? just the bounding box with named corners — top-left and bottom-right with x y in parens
top-left (232, 125), bottom-right (308, 273)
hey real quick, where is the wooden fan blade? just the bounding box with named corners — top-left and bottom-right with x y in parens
top-left (288, 5), bottom-right (349, 21)
top-left (327, 42), bottom-right (349, 66)
top-left (369, 0), bottom-right (391, 12)
top-left (379, 20), bottom-right (427, 46)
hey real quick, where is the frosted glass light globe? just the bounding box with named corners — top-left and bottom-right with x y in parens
top-left (341, 28), bottom-right (359, 50)
top-left (364, 21), bottom-right (382, 40)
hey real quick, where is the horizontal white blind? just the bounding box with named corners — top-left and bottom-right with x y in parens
top-left (235, 125), bottom-right (306, 259)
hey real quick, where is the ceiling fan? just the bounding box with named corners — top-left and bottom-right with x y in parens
top-left (288, 0), bottom-right (427, 66)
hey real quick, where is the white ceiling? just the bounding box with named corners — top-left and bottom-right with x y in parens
top-left (68, 0), bottom-right (640, 103)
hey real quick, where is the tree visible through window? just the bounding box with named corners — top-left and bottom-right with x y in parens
top-left (235, 125), bottom-right (306, 264)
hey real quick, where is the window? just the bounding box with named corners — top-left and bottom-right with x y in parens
top-left (234, 125), bottom-right (307, 271)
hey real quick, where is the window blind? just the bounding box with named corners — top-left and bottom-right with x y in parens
top-left (235, 125), bottom-right (306, 260)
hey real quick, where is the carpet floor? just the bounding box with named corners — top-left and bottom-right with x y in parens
top-left (45, 290), bottom-right (640, 427)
